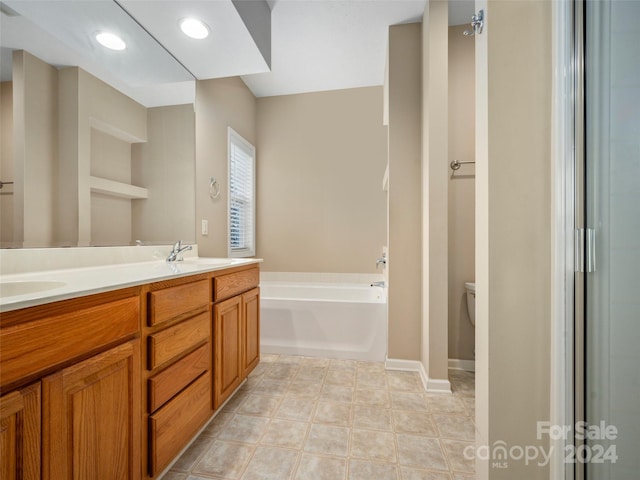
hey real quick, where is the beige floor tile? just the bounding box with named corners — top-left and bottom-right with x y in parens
top-left (314, 401), bottom-right (352, 426)
top-left (440, 439), bottom-right (475, 473)
top-left (248, 362), bottom-right (269, 377)
top-left (390, 392), bottom-right (429, 412)
top-left (396, 434), bottom-right (449, 471)
top-left (320, 384), bottom-right (354, 403)
top-left (301, 356), bottom-right (332, 367)
top-left (201, 412), bottom-right (234, 438)
top-left (453, 474), bottom-right (475, 480)
top-left (350, 429), bottom-right (397, 462)
top-left (260, 354), bottom-right (280, 363)
top-left (169, 436), bottom-right (214, 472)
top-left (392, 410), bottom-right (437, 436)
top-left (348, 459), bottom-right (399, 480)
top-left (354, 388), bottom-right (390, 408)
top-left (295, 366), bottom-right (328, 382)
top-left (460, 397), bottom-right (475, 416)
top-left (242, 375), bottom-right (264, 391)
top-left (353, 405), bottom-right (392, 431)
top-left (387, 371), bottom-right (423, 392)
top-left (217, 415), bottom-right (270, 444)
top-left (241, 446), bottom-right (299, 480)
top-left (356, 361), bottom-right (387, 373)
top-left (425, 395), bottom-right (467, 414)
top-left (260, 418), bottom-right (309, 449)
top-left (192, 440), bottom-right (253, 478)
top-left (222, 389), bottom-right (250, 412)
top-left (356, 370), bottom-right (388, 389)
top-left (265, 363), bottom-right (299, 380)
top-left (252, 378), bottom-right (291, 396)
top-left (329, 359), bottom-right (359, 372)
top-left (159, 473), bottom-right (188, 480)
top-left (294, 453), bottom-right (347, 480)
top-left (168, 356), bottom-right (477, 479)
top-left (400, 466), bottom-right (452, 480)
top-left (287, 380), bottom-right (322, 399)
top-left (304, 424), bottom-right (350, 456)
top-left (432, 414), bottom-right (476, 441)
top-left (274, 355), bottom-right (302, 364)
top-left (238, 394), bottom-right (282, 417)
top-left (325, 369), bottom-right (357, 387)
top-left (275, 396), bottom-right (317, 421)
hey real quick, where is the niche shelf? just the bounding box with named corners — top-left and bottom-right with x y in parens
top-left (89, 176), bottom-right (148, 200)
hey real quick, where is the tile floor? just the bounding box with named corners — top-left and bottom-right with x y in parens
top-left (162, 354), bottom-right (476, 480)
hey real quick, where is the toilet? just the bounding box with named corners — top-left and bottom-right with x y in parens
top-left (465, 282), bottom-right (476, 326)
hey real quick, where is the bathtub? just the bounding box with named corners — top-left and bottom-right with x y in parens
top-left (260, 274), bottom-right (387, 362)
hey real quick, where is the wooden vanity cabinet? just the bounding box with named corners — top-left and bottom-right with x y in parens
top-left (0, 383), bottom-right (41, 480)
top-left (143, 275), bottom-right (213, 478)
top-left (0, 287), bottom-right (142, 480)
top-left (42, 340), bottom-right (141, 480)
top-left (0, 262), bottom-right (260, 479)
top-left (213, 266), bottom-right (260, 409)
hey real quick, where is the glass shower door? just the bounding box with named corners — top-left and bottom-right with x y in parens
top-left (584, 0), bottom-right (640, 478)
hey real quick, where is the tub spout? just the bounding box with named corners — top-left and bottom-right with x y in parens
top-left (370, 281), bottom-right (385, 287)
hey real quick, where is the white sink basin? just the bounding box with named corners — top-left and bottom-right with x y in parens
top-left (0, 281), bottom-right (67, 298)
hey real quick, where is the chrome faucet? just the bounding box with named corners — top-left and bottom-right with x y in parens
top-left (370, 281), bottom-right (386, 287)
top-left (376, 253), bottom-right (387, 269)
top-left (166, 240), bottom-right (192, 262)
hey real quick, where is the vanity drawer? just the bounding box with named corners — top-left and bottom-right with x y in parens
top-left (214, 267), bottom-right (259, 301)
top-left (148, 279), bottom-right (209, 327)
top-left (147, 312), bottom-right (210, 370)
top-left (149, 373), bottom-right (211, 475)
top-left (1, 292), bottom-right (139, 391)
top-left (148, 343), bottom-right (209, 413)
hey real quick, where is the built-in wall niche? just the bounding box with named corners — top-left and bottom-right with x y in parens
top-left (2, 50), bottom-right (195, 248)
top-left (89, 126), bottom-right (148, 246)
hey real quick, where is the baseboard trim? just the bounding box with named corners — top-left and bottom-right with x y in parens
top-left (448, 358), bottom-right (476, 372)
top-left (385, 357), bottom-right (452, 394)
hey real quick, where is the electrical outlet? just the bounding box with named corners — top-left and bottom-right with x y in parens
top-left (201, 219), bottom-right (208, 236)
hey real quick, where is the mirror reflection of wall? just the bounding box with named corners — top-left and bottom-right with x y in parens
top-left (0, 50), bottom-right (195, 248)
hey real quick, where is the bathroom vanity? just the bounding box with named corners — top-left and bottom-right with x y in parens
top-left (0, 258), bottom-right (261, 479)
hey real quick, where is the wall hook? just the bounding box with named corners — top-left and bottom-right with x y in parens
top-left (464, 9), bottom-right (484, 36)
top-left (209, 177), bottom-right (221, 199)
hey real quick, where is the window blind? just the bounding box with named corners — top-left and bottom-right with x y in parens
top-left (228, 128), bottom-right (255, 257)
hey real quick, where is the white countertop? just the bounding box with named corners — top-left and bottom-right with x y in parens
top-left (0, 258), bottom-right (262, 313)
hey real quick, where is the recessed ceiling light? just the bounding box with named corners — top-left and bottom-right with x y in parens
top-left (180, 18), bottom-right (209, 40)
top-left (96, 32), bottom-right (126, 51)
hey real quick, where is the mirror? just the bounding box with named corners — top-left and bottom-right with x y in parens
top-left (0, 0), bottom-right (197, 248)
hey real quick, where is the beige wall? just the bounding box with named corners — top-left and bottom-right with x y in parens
top-left (195, 77), bottom-right (256, 257)
top-left (255, 87), bottom-right (387, 273)
top-left (387, 24), bottom-right (422, 361)
top-left (475, 1), bottom-right (552, 478)
top-left (421, 1), bottom-right (450, 384)
top-left (90, 130), bottom-right (132, 245)
top-left (448, 25), bottom-right (476, 361)
top-left (0, 82), bottom-right (13, 246)
top-left (12, 51), bottom-right (58, 248)
top-left (58, 67), bottom-right (147, 247)
top-left (132, 104), bottom-right (196, 245)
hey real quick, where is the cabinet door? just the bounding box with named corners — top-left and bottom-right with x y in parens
top-left (42, 340), bottom-right (141, 480)
top-left (213, 295), bottom-right (242, 409)
top-left (242, 288), bottom-right (260, 378)
top-left (0, 383), bottom-right (41, 480)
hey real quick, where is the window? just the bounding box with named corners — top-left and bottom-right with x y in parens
top-left (228, 128), bottom-right (255, 257)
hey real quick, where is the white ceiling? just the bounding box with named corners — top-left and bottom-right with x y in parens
top-left (0, 0), bottom-right (475, 105)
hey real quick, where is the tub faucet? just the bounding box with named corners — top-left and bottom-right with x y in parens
top-left (370, 281), bottom-right (386, 288)
top-left (166, 240), bottom-right (192, 262)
